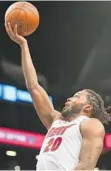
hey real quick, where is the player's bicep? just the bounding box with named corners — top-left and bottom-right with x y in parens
top-left (79, 135), bottom-right (103, 166)
top-left (29, 84), bottom-right (60, 129)
top-left (78, 119), bottom-right (105, 169)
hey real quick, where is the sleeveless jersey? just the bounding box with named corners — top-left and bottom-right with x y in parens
top-left (37, 116), bottom-right (89, 170)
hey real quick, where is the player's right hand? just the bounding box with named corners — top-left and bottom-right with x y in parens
top-left (5, 22), bottom-right (27, 46)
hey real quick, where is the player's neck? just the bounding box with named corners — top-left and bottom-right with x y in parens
top-left (66, 112), bottom-right (88, 122)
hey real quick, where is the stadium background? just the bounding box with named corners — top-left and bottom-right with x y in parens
top-left (0, 1), bottom-right (111, 170)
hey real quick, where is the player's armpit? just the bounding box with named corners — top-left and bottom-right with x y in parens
top-left (74, 118), bottom-right (105, 170)
top-left (29, 84), bottom-right (61, 129)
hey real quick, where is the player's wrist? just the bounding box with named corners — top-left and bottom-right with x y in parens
top-left (20, 40), bottom-right (27, 48)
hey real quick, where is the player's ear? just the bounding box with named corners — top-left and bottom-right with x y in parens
top-left (83, 105), bottom-right (93, 114)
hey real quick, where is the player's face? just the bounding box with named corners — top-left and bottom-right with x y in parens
top-left (61, 90), bottom-right (90, 118)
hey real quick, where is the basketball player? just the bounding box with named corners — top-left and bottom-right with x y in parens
top-left (5, 23), bottom-right (111, 170)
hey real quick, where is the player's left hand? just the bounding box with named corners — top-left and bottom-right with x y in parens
top-left (5, 22), bottom-right (27, 46)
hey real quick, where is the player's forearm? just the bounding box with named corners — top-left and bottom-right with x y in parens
top-left (20, 41), bottom-right (38, 89)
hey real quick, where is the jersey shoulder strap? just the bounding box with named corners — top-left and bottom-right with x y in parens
top-left (74, 116), bottom-right (89, 139)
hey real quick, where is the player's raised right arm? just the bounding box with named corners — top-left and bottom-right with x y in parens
top-left (21, 41), bottom-right (60, 129)
top-left (5, 23), bottom-right (60, 129)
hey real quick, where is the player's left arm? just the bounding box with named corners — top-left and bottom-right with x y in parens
top-left (74, 118), bottom-right (105, 170)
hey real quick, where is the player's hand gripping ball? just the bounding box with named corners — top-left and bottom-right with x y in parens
top-left (5, 2), bottom-right (40, 37)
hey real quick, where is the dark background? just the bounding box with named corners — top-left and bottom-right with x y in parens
top-left (0, 1), bottom-right (111, 169)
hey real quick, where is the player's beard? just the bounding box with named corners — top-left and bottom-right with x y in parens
top-left (61, 104), bottom-right (84, 118)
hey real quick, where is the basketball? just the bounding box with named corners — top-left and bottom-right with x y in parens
top-left (5, 2), bottom-right (40, 36)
